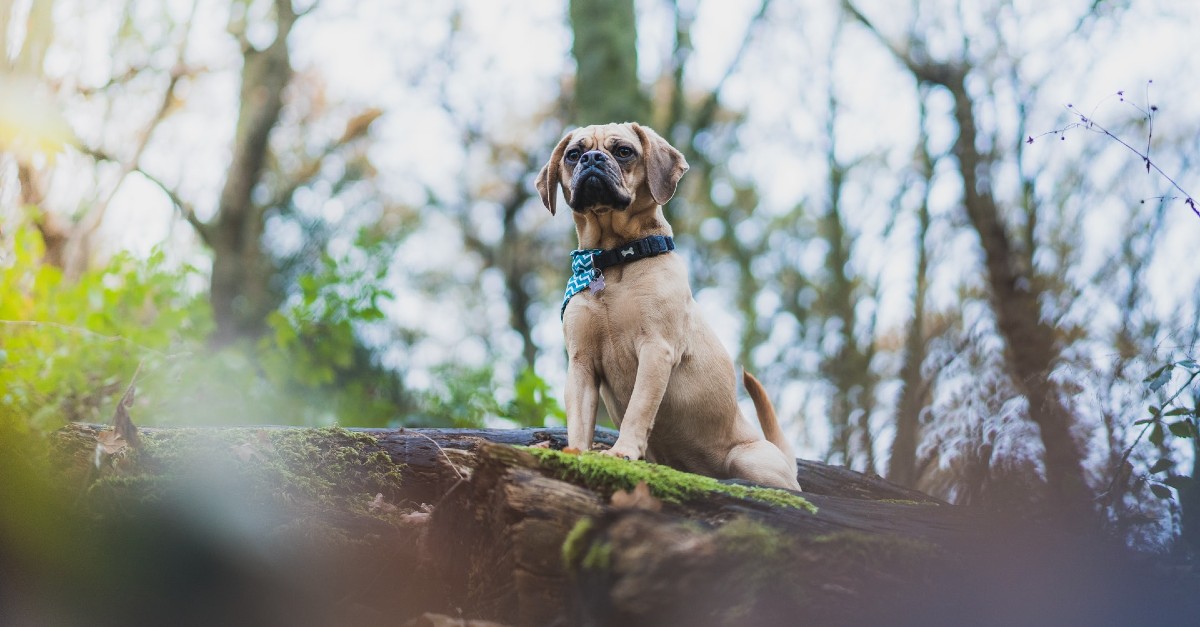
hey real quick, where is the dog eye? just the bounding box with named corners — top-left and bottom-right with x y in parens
top-left (565, 149), bottom-right (581, 162)
top-left (616, 146), bottom-right (634, 159)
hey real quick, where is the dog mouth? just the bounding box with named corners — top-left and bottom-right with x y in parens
top-left (569, 169), bottom-right (632, 213)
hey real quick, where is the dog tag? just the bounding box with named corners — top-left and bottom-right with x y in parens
top-left (589, 271), bottom-right (606, 293)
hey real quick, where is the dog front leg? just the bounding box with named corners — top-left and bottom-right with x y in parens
top-left (604, 342), bottom-right (674, 460)
top-left (565, 358), bottom-right (599, 451)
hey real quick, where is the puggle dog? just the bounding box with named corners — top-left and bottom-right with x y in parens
top-left (536, 122), bottom-right (802, 491)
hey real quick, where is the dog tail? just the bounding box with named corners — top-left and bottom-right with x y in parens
top-left (743, 370), bottom-right (797, 466)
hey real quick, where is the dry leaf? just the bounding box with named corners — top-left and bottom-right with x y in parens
top-left (611, 481), bottom-right (662, 512)
top-left (399, 511), bottom-right (430, 526)
top-left (369, 492), bottom-right (398, 513)
top-left (230, 442), bottom-right (263, 463)
top-left (109, 365), bottom-right (142, 450)
top-left (95, 430), bottom-right (128, 455)
top-left (529, 440), bottom-right (552, 449)
top-left (253, 430), bottom-right (275, 451)
top-left (339, 107), bottom-right (383, 143)
top-left (93, 429), bottom-right (129, 469)
top-left (562, 446), bottom-right (583, 455)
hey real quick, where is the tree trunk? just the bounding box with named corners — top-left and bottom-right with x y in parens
top-left (942, 73), bottom-right (1091, 518)
top-left (888, 89), bottom-right (935, 488)
top-left (568, 0), bottom-right (648, 125)
top-left (206, 0), bottom-right (297, 345)
top-left (839, 2), bottom-right (1093, 521)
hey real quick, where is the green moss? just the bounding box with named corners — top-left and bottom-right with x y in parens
top-left (715, 517), bottom-right (793, 559)
top-left (581, 540), bottom-right (612, 570)
top-left (561, 517), bottom-right (595, 569)
top-left (86, 474), bottom-right (166, 512)
top-left (82, 427), bottom-right (406, 527)
top-left (810, 530), bottom-right (939, 561)
top-left (876, 498), bottom-right (939, 506)
top-left (50, 425), bottom-right (97, 463)
top-left (521, 447), bottom-right (816, 513)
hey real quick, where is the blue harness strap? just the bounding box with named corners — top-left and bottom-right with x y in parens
top-left (560, 235), bottom-right (675, 321)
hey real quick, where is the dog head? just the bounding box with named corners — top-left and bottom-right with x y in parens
top-left (536, 123), bottom-right (689, 216)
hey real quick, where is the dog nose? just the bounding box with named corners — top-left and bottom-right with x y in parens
top-left (578, 150), bottom-right (608, 167)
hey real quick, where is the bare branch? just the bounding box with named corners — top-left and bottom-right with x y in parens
top-left (265, 108), bottom-right (383, 211)
top-left (840, 0), bottom-right (961, 85)
top-left (80, 145), bottom-right (212, 245)
top-left (1030, 97), bottom-right (1198, 219)
top-left (689, 0), bottom-right (772, 131)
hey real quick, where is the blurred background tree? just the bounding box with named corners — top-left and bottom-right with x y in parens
top-left (2, 0), bottom-right (1199, 546)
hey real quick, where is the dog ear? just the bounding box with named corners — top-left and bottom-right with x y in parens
top-left (536, 132), bottom-right (574, 215)
top-left (632, 123), bottom-right (689, 206)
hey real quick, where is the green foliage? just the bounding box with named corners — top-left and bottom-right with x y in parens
top-left (416, 365), bottom-right (565, 428)
top-left (416, 364), bottom-right (501, 428)
top-left (1137, 360), bottom-right (1199, 501)
top-left (508, 367), bottom-right (566, 427)
top-left (248, 242), bottom-right (410, 427)
top-left (0, 229), bottom-right (208, 432)
top-left (1, 227), bottom-right (562, 432)
top-left (0, 228), bottom-right (415, 430)
top-left (262, 248), bottom-right (390, 388)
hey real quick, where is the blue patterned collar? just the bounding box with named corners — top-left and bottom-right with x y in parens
top-left (562, 248), bottom-right (604, 320)
top-left (560, 235), bottom-right (675, 321)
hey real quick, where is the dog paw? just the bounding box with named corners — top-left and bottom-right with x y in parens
top-left (599, 446), bottom-right (640, 461)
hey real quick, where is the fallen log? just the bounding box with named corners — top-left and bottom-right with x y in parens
top-left (43, 424), bottom-right (1199, 627)
top-left (424, 441), bottom-right (969, 626)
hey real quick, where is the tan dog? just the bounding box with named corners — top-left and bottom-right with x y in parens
top-left (536, 122), bottom-right (802, 491)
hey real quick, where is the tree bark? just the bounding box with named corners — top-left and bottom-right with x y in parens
top-left (888, 89), bottom-right (935, 488)
top-left (207, 0), bottom-right (297, 345)
top-left (943, 73), bottom-right (1091, 517)
top-left (568, 0), bottom-right (648, 125)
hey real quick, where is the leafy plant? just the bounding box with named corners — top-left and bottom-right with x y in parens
top-left (417, 364), bottom-right (502, 428)
top-left (415, 365), bottom-right (566, 429)
top-left (0, 229), bottom-right (208, 432)
top-left (506, 367), bottom-right (566, 428)
top-left (0, 227), bottom-right (417, 430)
top-left (182, 237), bottom-right (412, 428)
top-left (261, 245), bottom-right (391, 388)
top-left (1136, 360), bottom-right (1199, 500)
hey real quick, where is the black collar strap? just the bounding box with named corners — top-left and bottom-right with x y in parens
top-left (592, 235), bottom-right (675, 270)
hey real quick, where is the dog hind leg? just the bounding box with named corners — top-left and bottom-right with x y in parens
top-left (725, 441), bottom-right (803, 491)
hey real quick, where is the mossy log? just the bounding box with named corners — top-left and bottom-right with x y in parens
top-left (48, 424), bottom-right (1196, 627)
top-left (424, 441), bottom-right (974, 627)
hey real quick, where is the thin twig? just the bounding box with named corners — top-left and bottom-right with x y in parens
top-left (409, 431), bottom-right (466, 481)
top-left (69, 0), bottom-right (202, 260)
top-left (81, 145), bottom-right (210, 243)
top-left (0, 319), bottom-right (187, 359)
top-left (1029, 87), bottom-right (1198, 220)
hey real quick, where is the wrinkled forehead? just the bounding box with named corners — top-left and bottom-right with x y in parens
top-left (566, 124), bottom-right (639, 151)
